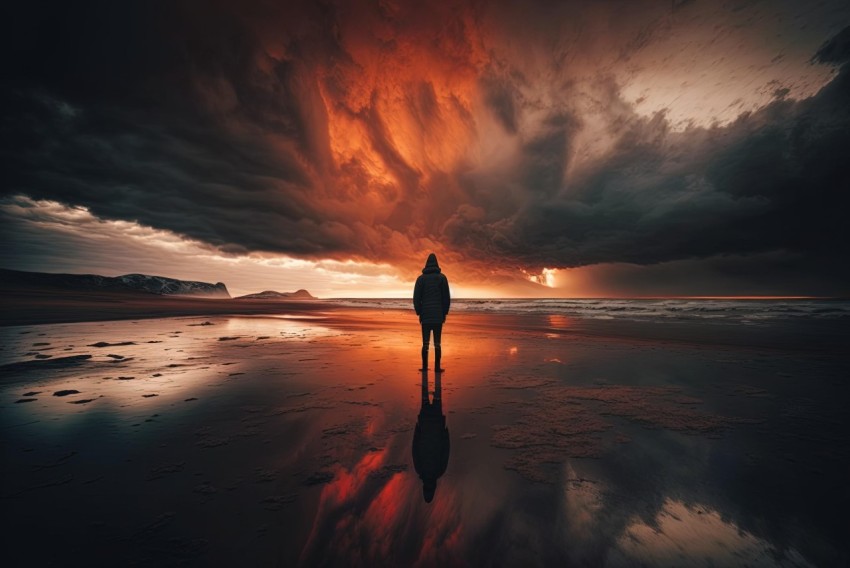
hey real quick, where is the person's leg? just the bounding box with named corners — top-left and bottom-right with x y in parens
top-left (420, 324), bottom-right (430, 371)
top-left (433, 323), bottom-right (443, 372)
top-left (421, 370), bottom-right (429, 403)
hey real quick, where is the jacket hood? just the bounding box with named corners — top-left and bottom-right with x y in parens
top-left (422, 253), bottom-right (441, 274)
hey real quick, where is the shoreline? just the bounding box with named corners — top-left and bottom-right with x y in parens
top-left (0, 289), bottom-right (333, 327)
top-left (2, 291), bottom-right (847, 355)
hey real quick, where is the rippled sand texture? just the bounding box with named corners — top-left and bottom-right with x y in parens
top-left (2, 311), bottom-right (848, 566)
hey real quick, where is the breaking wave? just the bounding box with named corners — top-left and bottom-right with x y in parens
top-left (328, 298), bottom-right (850, 323)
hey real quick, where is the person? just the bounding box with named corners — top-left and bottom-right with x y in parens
top-left (412, 370), bottom-right (450, 503)
top-left (413, 253), bottom-right (450, 372)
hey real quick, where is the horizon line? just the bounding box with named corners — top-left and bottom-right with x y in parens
top-left (323, 295), bottom-right (843, 301)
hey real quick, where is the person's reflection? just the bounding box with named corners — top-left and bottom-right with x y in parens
top-left (412, 370), bottom-right (450, 503)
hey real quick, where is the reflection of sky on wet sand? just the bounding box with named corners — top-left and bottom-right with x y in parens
top-left (0, 316), bottom-right (345, 424)
top-left (1, 312), bottom-right (848, 566)
top-left (221, 315), bottom-right (340, 339)
top-left (613, 499), bottom-right (813, 568)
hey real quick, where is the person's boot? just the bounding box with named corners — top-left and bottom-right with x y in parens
top-left (420, 347), bottom-right (428, 371)
top-left (435, 347), bottom-right (444, 373)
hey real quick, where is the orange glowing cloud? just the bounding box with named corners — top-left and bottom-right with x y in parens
top-left (230, 2), bottom-right (502, 274)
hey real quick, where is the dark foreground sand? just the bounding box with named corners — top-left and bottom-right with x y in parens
top-left (1, 306), bottom-right (848, 567)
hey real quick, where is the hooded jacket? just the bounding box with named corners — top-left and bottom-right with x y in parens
top-left (413, 253), bottom-right (450, 325)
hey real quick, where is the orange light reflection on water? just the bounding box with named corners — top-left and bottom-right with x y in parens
top-left (290, 310), bottom-right (517, 564)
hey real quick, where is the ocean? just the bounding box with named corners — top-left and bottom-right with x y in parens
top-left (327, 298), bottom-right (850, 323)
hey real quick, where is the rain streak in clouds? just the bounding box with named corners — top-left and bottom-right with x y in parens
top-left (3, 0), bottom-right (850, 295)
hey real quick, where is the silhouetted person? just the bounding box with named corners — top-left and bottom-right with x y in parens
top-left (413, 253), bottom-right (450, 372)
top-left (412, 370), bottom-right (450, 503)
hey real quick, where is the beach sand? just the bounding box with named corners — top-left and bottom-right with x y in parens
top-left (1, 306), bottom-right (848, 566)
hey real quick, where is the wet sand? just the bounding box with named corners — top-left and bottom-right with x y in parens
top-left (1, 309), bottom-right (848, 566)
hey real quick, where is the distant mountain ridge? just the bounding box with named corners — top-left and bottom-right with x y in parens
top-left (116, 273), bottom-right (230, 297)
top-left (236, 289), bottom-right (315, 300)
top-left (0, 269), bottom-right (230, 298)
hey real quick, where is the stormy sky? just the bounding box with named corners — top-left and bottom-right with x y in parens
top-left (2, 0), bottom-right (849, 297)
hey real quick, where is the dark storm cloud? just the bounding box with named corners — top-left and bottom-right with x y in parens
top-left (2, 0), bottom-right (849, 292)
top-left (449, 36), bottom-right (850, 291)
top-left (813, 25), bottom-right (850, 64)
top-left (481, 72), bottom-right (520, 134)
top-left (2, 0), bottom-right (490, 272)
top-left (3, 0), bottom-right (350, 254)
top-left (572, 252), bottom-right (850, 298)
